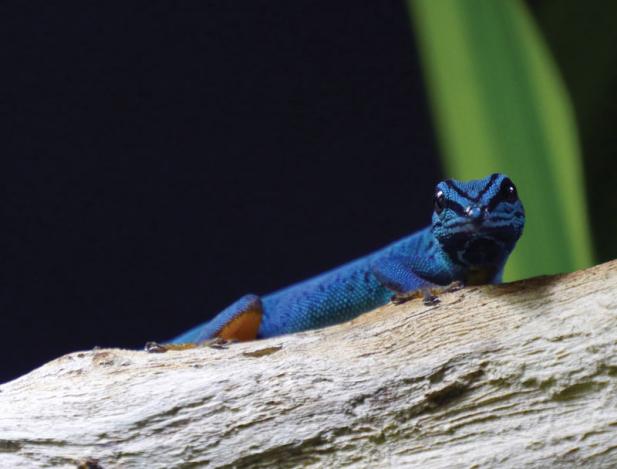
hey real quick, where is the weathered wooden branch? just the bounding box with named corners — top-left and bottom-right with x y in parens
top-left (2, 260), bottom-right (617, 468)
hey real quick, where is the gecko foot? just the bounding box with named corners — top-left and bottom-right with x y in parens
top-left (144, 341), bottom-right (198, 353)
top-left (202, 337), bottom-right (237, 349)
top-left (388, 277), bottom-right (468, 307)
top-left (391, 290), bottom-right (424, 305)
top-left (144, 338), bottom-right (235, 353)
top-left (391, 287), bottom-right (443, 306)
top-left (145, 341), bottom-right (169, 353)
top-left (422, 288), bottom-right (441, 306)
top-left (419, 280), bottom-right (467, 306)
top-left (444, 280), bottom-right (465, 293)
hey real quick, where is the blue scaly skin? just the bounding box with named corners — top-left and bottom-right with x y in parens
top-left (171, 173), bottom-right (525, 344)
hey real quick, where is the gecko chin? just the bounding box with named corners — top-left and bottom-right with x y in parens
top-left (456, 236), bottom-right (505, 266)
top-left (436, 228), bottom-right (520, 268)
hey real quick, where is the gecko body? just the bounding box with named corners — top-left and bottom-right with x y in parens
top-left (171, 173), bottom-right (524, 343)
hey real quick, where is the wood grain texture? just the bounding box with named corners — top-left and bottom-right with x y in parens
top-left (1, 260), bottom-right (617, 468)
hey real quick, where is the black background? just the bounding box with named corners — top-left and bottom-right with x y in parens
top-left (2, 1), bottom-right (441, 382)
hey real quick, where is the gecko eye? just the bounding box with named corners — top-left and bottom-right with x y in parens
top-left (434, 189), bottom-right (445, 214)
top-left (501, 178), bottom-right (518, 203)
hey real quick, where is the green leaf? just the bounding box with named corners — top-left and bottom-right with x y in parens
top-left (408, 0), bottom-right (593, 280)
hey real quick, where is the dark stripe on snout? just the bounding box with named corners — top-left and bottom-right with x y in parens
top-left (444, 180), bottom-right (471, 201)
top-left (445, 173), bottom-right (499, 203)
top-left (476, 173), bottom-right (500, 200)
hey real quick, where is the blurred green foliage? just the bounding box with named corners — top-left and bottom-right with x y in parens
top-left (408, 0), bottom-right (594, 280)
top-left (529, 0), bottom-right (617, 264)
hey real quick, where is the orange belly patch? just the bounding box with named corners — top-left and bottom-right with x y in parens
top-left (216, 309), bottom-right (262, 341)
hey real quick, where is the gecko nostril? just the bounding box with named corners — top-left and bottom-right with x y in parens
top-left (465, 205), bottom-right (483, 220)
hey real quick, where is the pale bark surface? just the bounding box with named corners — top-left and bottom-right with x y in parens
top-left (1, 260), bottom-right (617, 468)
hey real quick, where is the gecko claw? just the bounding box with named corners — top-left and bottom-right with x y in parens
top-left (390, 287), bottom-right (442, 306)
top-left (145, 341), bottom-right (169, 353)
top-left (391, 290), bottom-right (424, 305)
top-left (203, 337), bottom-right (236, 349)
top-left (422, 289), bottom-right (441, 306)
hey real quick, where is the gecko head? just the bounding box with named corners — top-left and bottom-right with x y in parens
top-left (430, 173), bottom-right (525, 268)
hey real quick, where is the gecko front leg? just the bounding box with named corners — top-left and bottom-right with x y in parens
top-left (370, 254), bottom-right (440, 305)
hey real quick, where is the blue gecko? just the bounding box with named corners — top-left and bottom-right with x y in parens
top-left (171, 173), bottom-right (525, 344)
